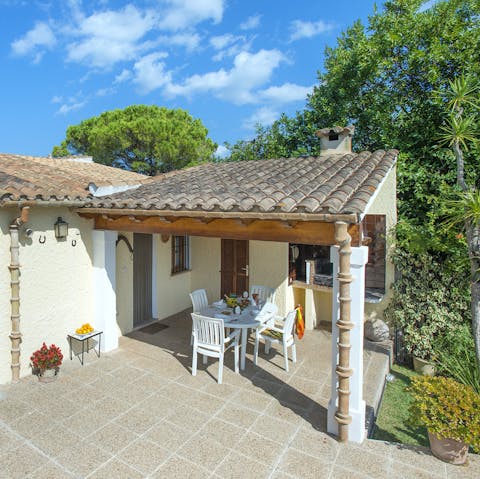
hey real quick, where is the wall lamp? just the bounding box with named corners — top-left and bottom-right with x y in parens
top-left (54, 217), bottom-right (68, 239)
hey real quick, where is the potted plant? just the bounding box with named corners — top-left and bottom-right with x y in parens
top-left (408, 375), bottom-right (480, 464)
top-left (30, 343), bottom-right (63, 383)
top-left (401, 327), bottom-right (436, 375)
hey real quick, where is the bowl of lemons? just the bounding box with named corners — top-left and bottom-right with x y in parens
top-left (75, 323), bottom-right (94, 335)
top-left (225, 297), bottom-right (237, 308)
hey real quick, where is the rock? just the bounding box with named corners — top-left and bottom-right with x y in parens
top-left (365, 319), bottom-right (390, 342)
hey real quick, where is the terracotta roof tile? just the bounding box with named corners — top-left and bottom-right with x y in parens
top-left (88, 150), bottom-right (397, 218)
top-left (0, 153), bottom-right (149, 204)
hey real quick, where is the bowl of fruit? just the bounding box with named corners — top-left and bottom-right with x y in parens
top-left (224, 295), bottom-right (238, 308)
top-left (75, 323), bottom-right (94, 336)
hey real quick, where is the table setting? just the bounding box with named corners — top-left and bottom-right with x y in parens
top-left (201, 292), bottom-right (267, 369)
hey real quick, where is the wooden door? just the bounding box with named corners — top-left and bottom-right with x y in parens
top-left (133, 233), bottom-right (152, 327)
top-left (221, 239), bottom-right (249, 297)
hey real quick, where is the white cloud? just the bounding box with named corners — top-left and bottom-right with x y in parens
top-left (133, 52), bottom-right (172, 93)
top-left (114, 69), bottom-right (132, 84)
top-left (78, 5), bottom-right (154, 42)
top-left (96, 87), bottom-right (115, 97)
top-left (289, 19), bottom-right (335, 41)
top-left (32, 51), bottom-right (45, 64)
top-left (240, 14), bottom-right (261, 30)
top-left (56, 100), bottom-right (86, 115)
top-left (210, 34), bottom-right (252, 62)
top-left (215, 145), bottom-right (230, 158)
top-left (158, 0), bottom-right (224, 31)
top-left (66, 5), bottom-right (156, 68)
top-left (11, 22), bottom-right (56, 59)
top-left (54, 89), bottom-right (87, 115)
top-left (163, 32), bottom-right (201, 51)
top-left (66, 0), bottom-right (84, 24)
top-left (209, 33), bottom-right (238, 50)
top-left (259, 83), bottom-right (312, 104)
top-left (243, 107), bottom-right (279, 130)
top-left (166, 49), bottom-right (285, 104)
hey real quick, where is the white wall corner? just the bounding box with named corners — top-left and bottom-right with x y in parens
top-left (93, 230), bottom-right (118, 352)
top-left (328, 245), bottom-right (369, 443)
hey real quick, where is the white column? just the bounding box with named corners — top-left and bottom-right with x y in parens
top-left (328, 245), bottom-right (368, 443)
top-left (93, 230), bottom-right (118, 352)
top-left (304, 288), bottom-right (316, 330)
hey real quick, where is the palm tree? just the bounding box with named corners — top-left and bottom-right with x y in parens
top-left (439, 75), bottom-right (480, 367)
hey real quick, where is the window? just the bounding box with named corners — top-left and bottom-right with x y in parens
top-left (171, 235), bottom-right (190, 274)
top-left (289, 214), bottom-right (386, 294)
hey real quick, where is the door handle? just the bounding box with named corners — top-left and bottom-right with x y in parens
top-left (241, 265), bottom-right (249, 277)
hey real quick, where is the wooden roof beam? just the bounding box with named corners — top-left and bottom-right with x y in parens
top-left (92, 214), bottom-right (360, 246)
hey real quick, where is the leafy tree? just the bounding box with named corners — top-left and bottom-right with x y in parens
top-left (52, 105), bottom-right (217, 175)
top-left (224, 114), bottom-right (319, 162)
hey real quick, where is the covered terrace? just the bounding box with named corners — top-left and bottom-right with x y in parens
top-left (78, 145), bottom-right (398, 443)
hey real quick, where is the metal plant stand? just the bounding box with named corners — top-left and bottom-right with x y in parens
top-left (67, 330), bottom-right (103, 365)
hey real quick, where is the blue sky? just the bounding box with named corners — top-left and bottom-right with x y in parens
top-left (1, 0), bottom-right (384, 157)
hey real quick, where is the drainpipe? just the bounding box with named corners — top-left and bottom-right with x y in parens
top-left (334, 221), bottom-right (353, 441)
top-left (9, 206), bottom-right (29, 382)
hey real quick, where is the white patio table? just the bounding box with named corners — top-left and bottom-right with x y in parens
top-left (200, 305), bottom-right (264, 370)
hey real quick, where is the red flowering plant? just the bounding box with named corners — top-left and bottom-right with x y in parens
top-left (30, 343), bottom-right (63, 373)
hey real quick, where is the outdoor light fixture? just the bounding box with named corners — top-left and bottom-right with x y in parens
top-left (54, 217), bottom-right (68, 239)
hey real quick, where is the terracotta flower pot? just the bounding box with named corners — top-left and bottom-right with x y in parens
top-left (428, 431), bottom-right (469, 465)
top-left (413, 356), bottom-right (436, 376)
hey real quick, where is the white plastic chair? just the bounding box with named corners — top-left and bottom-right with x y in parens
top-left (189, 289), bottom-right (208, 312)
top-left (253, 309), bottom-right (297, 372)
top-left (250, 285), bottom-right (276, 304)
top-left (189, 289), bottom-right (208, 345)
top-left (191, 313), bottom-right (240, 384)
top-left (255, 301), bottom-right (278, 327)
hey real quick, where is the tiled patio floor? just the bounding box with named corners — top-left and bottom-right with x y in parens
top-left (0, 311), bottom-right (478, 478)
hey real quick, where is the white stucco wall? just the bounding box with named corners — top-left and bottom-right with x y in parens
top-left (190, 236), bottom-right (221, 304)
top-left (249, 241), bottom-right (289, 316)
top-left (155, 235), bottom-right (192, 320)
top-left (0, 207), bottom-right (94, 384)
top-left (363, 166), bottom-right (397, 321)
top-left (115, 231), bottom-right (134, 334)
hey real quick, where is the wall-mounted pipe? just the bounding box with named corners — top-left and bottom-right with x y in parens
top-left (9, 206), bottom-right (29, 382)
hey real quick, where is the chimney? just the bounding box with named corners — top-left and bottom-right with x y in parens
top-left (316, 125), bottom-right (355, 155)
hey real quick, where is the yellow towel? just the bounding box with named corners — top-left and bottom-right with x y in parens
top-left (296, 305), bottom-right (305, 339)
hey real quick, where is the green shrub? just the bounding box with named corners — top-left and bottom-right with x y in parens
top-left (408, 376), bottom-right (480, 452)
top-left (385, 248), bottom-right (470, 360)
top-left (434, 324), bottom-right (480, 394)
